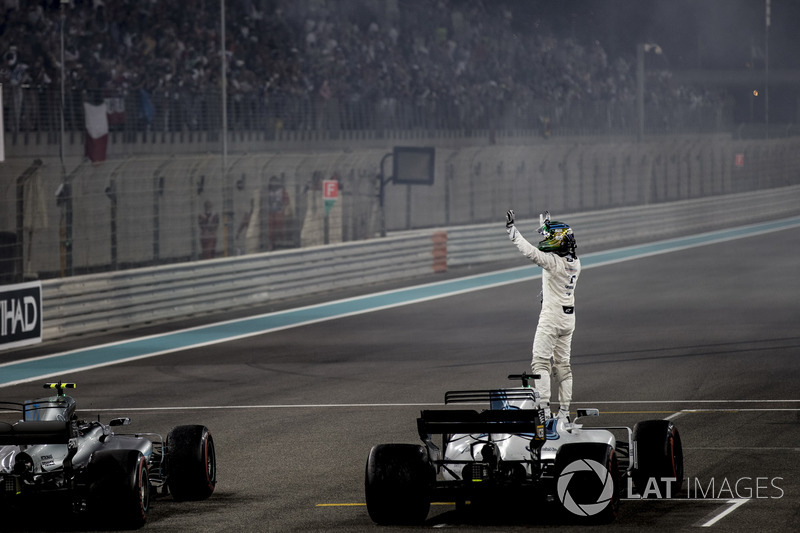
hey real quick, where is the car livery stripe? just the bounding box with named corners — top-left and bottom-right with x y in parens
top-left (1, 215), bottom-right (800, 388)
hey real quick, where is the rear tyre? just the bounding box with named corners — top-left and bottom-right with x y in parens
top-left (555, 443), bottom-right (620, 523)
top-left (166, 425), bottom-right (217, 501)
top-left (365, 444), bottom-right (433, 525)
top-left (88, 449), bottom-right (150, 529)
top-left (632, 420), bottom-right (683, 497)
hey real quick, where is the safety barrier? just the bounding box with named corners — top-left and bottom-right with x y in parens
top-left (37, 185), bottom-right (800, 343)
top-left (39, 231), bottom-right (440, 341)
top-left (446, 185), bottom-right (800, 267)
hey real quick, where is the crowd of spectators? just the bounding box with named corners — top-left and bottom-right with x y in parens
top-left (1, 0), bottom-right (728, 135)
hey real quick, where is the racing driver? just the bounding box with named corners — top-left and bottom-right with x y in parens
top-left (505, 209), bottom-right (581, 420)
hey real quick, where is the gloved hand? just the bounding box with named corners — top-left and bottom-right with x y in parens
top-left (506, 210), bottom-right (517, 240)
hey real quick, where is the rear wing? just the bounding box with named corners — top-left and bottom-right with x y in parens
top-left (418, 378), bottom-right (547, 440)
top-left (0, 420), bottom-right (74, 445)
top-left (417, 408), bottom-right (547, 441)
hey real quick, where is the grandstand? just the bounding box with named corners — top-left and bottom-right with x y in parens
top-left (1, 0), bottom-right (740, 139)
top-left (2, 0), bottom-right (799, 283)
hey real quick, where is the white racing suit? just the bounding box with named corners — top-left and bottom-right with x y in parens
top-left (508, 225), bottom-right (581, 416)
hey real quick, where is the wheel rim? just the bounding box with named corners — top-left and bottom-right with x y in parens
top-left (204, 434), bottom-right (217, 486)
top-left (669, 433), bottom-right (683, 480)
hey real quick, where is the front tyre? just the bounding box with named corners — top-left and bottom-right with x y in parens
top-left (167, 425), bottom-right (217, 501)
top-left (365, 444), bottom-right (433, 525)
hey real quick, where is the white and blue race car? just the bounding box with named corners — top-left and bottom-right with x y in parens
top-left (365, 373), bottom-right (683, 524)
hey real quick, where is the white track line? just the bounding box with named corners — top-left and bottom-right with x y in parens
top-left (685, 446), bottom-right (800, 451)
top-left (574, 399), bottom-right (800, 404)
top-left (698, 499), bottom-right (749, 528)
top-left (0, 402), bottom-right (781, 414)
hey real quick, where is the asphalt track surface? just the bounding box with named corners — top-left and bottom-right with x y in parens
top-left (2, 222), bottom-right (799, 532)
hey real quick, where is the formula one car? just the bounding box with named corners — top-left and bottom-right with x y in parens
top-left (0, 382), bottom-right (216, 529)
top-left (365, 373), bottom-right (683, 524)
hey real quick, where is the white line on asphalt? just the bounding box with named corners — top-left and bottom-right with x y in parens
top-left (575, 399), bottom-right (800, 404)
top-left (65, 403), bottom-right (441, 412)
top-left (698, 499), bottom-right (749, 528)
top-left (684, 446), bottom-right (800, 452)
top-left (0, 403), bottom-right (778, 414)
top-left (682, 408), bottom-right (800, 412)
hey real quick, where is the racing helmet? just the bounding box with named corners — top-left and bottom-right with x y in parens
top-left (537, 211), bottom-right (577, 257)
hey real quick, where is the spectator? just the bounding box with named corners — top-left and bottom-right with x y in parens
top-left (267, 175), bottom-right (290, 250)
top-left (198, 200), bottom-right (219, 259)
top-left (0, 0), bottom-right (727, 136)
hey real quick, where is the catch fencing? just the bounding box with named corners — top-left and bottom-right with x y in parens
top-left (2, 134), bottom-right (799, 282)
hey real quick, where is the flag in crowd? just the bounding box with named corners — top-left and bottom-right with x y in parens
top-left (83, 101), bottom-right (109, 163)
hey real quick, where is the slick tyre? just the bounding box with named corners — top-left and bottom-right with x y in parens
top-left (166, 425), bottom-right (217, 501)
top-left (365, 444), bottom-right (433, 525)
top-left (632, 420), bottom-right (684, 497)
top-left (88, 449), bottom-right (150, 529)
top-left (555, 443), bottom-right (620, 523)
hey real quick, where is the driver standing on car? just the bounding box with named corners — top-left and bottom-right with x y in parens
top-left (505, 209), bottom-right (580, 420)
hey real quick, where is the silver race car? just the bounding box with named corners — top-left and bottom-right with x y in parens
top-left (0, 382), bottom-right (216, 529)
top-left (365, 373), bottom-right (683, 524)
